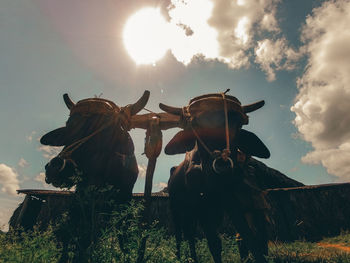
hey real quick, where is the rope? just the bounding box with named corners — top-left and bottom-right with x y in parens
top-left (143, 107), bottom-right (154, 114)
top-left (190, 89), bottom-right (232, 161)
top-left (221, 91), bottom-right (230, 152)
top-left (59, 114), bottom-right (120, 160)
top-left (190, 125), bottom-right (214, 158)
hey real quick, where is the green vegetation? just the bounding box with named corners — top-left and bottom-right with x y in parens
top-left (2, 201), bottom-right (350, 263)
top-left (268, 235), bottom-right (350, 263)
top-left (0, 226), bottom-right (61, 263)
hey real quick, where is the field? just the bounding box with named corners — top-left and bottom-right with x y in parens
top-left (2, 201), bottom-right (350, 263)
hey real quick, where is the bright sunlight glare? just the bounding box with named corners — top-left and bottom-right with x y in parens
top-left (123, 8), bottom-right (170, 65)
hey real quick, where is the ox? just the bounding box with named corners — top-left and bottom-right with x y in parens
top-left (41, 91), bottom-right (149, 199)
top-left (40, 91), bottom-right (149, 262)
top-left (160, 92), bottom-right (271, 263)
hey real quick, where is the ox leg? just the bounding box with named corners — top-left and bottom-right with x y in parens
top-left (236, 233), bottom-right (249, 261)
top-left (188, 237), bottom-right (198, 263)
top-left (183, 218), bottom-right (198, 263)
top-left (201, 221), bottom-right (222, 263)
top-left (175, 227), bottom-right (182, 259)
top-left (230, 211), bottom-right (267, 263)
top-left (246, 210), bottom-right (268, 262)
top-left (171, 206), bottom-right (184, 260)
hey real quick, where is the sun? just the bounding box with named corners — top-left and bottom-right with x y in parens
top-left (123, 8), bottom-right (170, 65)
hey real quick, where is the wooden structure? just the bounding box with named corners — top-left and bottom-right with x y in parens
top-left (11, 182), bottom-right (350, 242)
top-left (265, 183), bottom-right (350, 241)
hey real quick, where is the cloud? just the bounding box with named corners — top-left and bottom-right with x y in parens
top-left (18, 158), bottom-right (29, 168)
top-left (167, 0), bottom-right (300, 79)
top-left (35, 172), bottom-right (50, 188)
top-left (291, 0), bottom-right (350, 181)
top-left (255, 38), bottom-right (302, 81)
top-left (39, 0), bottom-right (297, 82)
top-left (138, 164), bottom-right (147, 179)
top-left (0, 207), bottom-right (15, 232)
top-left (0, 164), bottom-right (20, 196)
top-left (302, 143), bottom-right (350, 181)
top-left (260, 12), bottom-right (280, 33)
top-left (168, 0), bottom-right (220, 65)
top-left (0, 197), bottom-right (22, 232)
top-left (26, 131), bottom-right (37, 142)
top-left (38, 145), bottom-right (63, 160)
top-left (153, 181), bottom-right (168, 191)
top-left (207, 0), bottom-right (281, 62)
top-left (35, 172), bottom-right (71, 190)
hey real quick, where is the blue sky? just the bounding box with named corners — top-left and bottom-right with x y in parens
top-left (1, 0), bottom-right (350, 230)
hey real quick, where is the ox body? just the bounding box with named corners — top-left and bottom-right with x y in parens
top-left (161, 92), bottom-right (271, 263)
top-left (39, 91), bottom-right (150, 262)
top-left (41, 91), bottom-right (150, 200)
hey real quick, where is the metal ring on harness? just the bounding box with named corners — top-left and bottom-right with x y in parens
top-left (212, 156), bottom-right (234, 174)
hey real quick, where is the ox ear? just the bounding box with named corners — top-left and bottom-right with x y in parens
top-left (237, 129), bottom-right (270, 158)
top-left (165, 130), bottom-right (196, 155)
top-left (40, 127), bottom-right (68, 146)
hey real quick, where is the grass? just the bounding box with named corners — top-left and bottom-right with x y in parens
top-left (1, 200), bottom-right (350, 263)
top-left (0, 226), bottom-right (61, 263)
top-left (268, 236), bottom-right (350, 263)
top-left (322, 232), bottom-right (350, 246)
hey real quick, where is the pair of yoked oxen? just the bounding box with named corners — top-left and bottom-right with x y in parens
top-left (42, 90), bottom-right (271, 263)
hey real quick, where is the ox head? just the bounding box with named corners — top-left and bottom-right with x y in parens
top-left (41, 91), bottom-right (150, 187)
top-left (160, 92), bottom-right (270, 172)
top-left (41, 91), bottom-right (150, 146)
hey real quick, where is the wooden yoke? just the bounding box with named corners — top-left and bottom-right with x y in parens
top-left (130, 112), bottom-right (183, 201)
top-left (130, 112), bottom-right (183, 130)
top-left (131, 112), bottom-right (181, 263)
top-left (143, 115), bottom-right (162, 202)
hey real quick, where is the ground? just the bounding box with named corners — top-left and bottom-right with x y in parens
top-left (1, 229), bottom-right (350, 262)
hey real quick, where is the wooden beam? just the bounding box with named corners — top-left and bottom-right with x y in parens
top-left (130, 112), bottom-right (182, 130)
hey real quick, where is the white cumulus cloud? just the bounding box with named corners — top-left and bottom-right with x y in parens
top-left (0, 207), bottom-right (15, 232)
top-left (255, 38), bottom-right (302, 81)
top-left (166, 0), bottom-right (301, 80)
top-left (138, 164), bottom-right (147, 179)
top-left (0, 164), bottom-right (20, 196)
top-left (207, 0), bottom-right (280, 63)
top-left (38, 145), bottom-right (63, 160)
top-left (35, 172), bottom-right (51, 188)
top-left (260, 12), bottom-right (280, 32)
top-left (292, 0), bottom-right (350, 181)
top-left (18, 158), bottom-right (29, 168)
top-left (154, 181), bottom-right (168, 191)
top-left (168, 0), bottom-right (220, 65)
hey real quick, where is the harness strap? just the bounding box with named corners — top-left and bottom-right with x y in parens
top-left (190, 89), bottom-right (231, 161)
top-left (59, 114), bottom-right (120, 160)
top-left (190, 125), bottom-right (214, 158)
top-left (222, 90), bottom-right (230, 153)
top-left (221, 90), bottom-right (231, 161)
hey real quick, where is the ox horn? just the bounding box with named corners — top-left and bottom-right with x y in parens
top-left (159, 103), bottom-right (183, 116)
top-left (242, 100), bottom-right (265, 113)
top-left (128, 90), bottom-right (150, 116)
top-left (63, 93), bottom-right (75, 110)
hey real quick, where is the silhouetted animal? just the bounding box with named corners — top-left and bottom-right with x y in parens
top-left (160, 93), bottom-right (273, 263)
top-left (40, 91), bottom-right (150, 262)
top-left (41, 91), bottom-right (149, 200)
